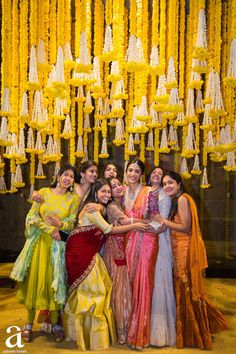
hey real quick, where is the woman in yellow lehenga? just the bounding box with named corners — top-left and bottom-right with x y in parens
top-left (32, 160), bottom-right (98, 332)
top-left (10, 164), bottom-right (79, 343)
top-left (63, 178), bottom-right (149, 351)
top-left (156, 171), bottom-right (229, 349)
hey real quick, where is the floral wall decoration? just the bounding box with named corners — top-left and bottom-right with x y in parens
top-left (0, 0), bottom-right (236, 196)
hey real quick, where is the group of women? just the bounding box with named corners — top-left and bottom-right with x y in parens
top-left (10, 158), bottom-right (229, 351)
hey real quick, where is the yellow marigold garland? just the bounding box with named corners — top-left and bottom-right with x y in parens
top-left (85, 0), bottom-right (92, 54)
top-left (57, 0), bottom-right (64, 47)
top-left (214, 0), bottom-right (222, 73)
top-left (159, 0), bottom-right (166, 71)
top-left (11, 0), bottom-right (19, 134)
top-left (130, 0), bottom-right (136, 36)
top-left (154, 128), bottom-right (160, 165)
top-left (207, 0), bottom-right (215, 67)
top-left (37, 0), bottom-right (44, 42)
top-left (49, 0), bottom-right (57, 64)
top-left (1, 0), bottom-right (11, 90)
top-left (43, 0), bottom-right (49, 56)
top-left (94, 0), bottom-right (104, 57)
top-left (167, 0), bottom-right (177, 60)
top-left (64, 0), bottom-right (71, 45)
top-left (30, 0), bottom-right (37, 46)
top-left (94, 130), bottom-right (99, 163)
top-left (179, 0), bottom-right (185, 99)
top-left (75, 0), bottom-right (81, 58)
top-left (152, 0), bottom-right (159, 46)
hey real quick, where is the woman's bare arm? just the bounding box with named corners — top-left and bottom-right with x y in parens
top-left (153, 195), bottom-right (192, 233)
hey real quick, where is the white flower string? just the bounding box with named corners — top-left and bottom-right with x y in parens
top-left (150, 45), bottom-right (160, 67)
top-left (0, 117), bottom-right (9, 142)
top-left (200, 167), bottom-right (210, 188)
top-left (147, 130), bottom-right (154, 150)
top-left (180, 157), bottom-right (191, 178)
top-left (1, 88), bottom-right (12, 114)
top-left (103, 25), bottom-right (114, 54)
top-left (28, 45), bottom-right (39, 83)
top-left (37, 39), bottom-right (47, 64)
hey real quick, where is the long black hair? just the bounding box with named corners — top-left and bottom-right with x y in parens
top-left (161, 171), bottom-right (186, 220)
top-left (51, 163), bottom-right (77, 191)
top-left (76, 160), bottom-right (98, 183)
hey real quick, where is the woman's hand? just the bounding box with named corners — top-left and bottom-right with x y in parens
top-left (151, 214), bottom-right (165, 224)
top-left (133, 222), bottom-right (150, 232)
top-left (83, 203), bottom-right (105, 215)
top-left (45, 214), bottom-right (63, 228)
top-left (32, 191), bottom-right (43, 203)
top-left (52, 228), bottom-right (61, 241)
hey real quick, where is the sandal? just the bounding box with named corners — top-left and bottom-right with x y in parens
top-left (52, 324), bottom-right (65, 343)
top-left (21, 324), bottom-right (32, 342)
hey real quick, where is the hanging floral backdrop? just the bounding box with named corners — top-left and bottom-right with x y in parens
top-left (0, 0), bottom-right (236, 197)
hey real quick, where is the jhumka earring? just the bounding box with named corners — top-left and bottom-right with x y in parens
top-left (80, 176), bottom-right (86, 184)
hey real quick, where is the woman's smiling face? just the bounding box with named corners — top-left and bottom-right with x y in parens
top-left (110, 178), bottom-right (124, 199)
top-left (96, 184), bottom-right (112, 205)
top-left (58, 169), bottom-right (75, 189)
top-left (126, 163), bottom-right (142, 185)
top-left (104, 164), bottom-right (118, 179)
top-left (150, 167), bottom-right (163, 187)
top-left (162, 175), bottom-right (181, 198)
top-left (81, 165), bottom-right (98, 184)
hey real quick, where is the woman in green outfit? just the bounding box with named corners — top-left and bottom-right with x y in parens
top-left (10, 164), bottom-right (79, 343)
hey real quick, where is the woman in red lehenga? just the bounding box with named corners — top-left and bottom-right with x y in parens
top-left (124, 159), bottom-right (164, 350)
top-left (156, 171), bottom-right (229, 349)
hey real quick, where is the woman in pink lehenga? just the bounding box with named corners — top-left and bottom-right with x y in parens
top-left (124, 159), bottom-right (164, 350)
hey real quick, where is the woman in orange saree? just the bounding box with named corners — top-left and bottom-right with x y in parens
top-left (156, 171), bottom-right (229, 349)
top-left (124, 159), bottom-right (163, 350)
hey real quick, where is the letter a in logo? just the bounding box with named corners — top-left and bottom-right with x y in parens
top-left (5, 325), bottom-right (24, 349)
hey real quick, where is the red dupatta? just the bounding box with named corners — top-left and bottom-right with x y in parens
top-left (66, 225), bottom-right (104, 293)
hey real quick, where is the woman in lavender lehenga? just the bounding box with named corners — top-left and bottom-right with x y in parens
top-left (148, 166), bottom-right (176, 347)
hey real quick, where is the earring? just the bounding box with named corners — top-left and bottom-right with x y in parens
top-left (80, 176), bottom-right (86, 184)
top-left (95, 194), bottom-right (98, 202)
top-left (70, 184), bottom-right (74, 192)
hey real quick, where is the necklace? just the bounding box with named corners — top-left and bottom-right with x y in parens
top-left (124, 183), bottom-right (142, 211)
